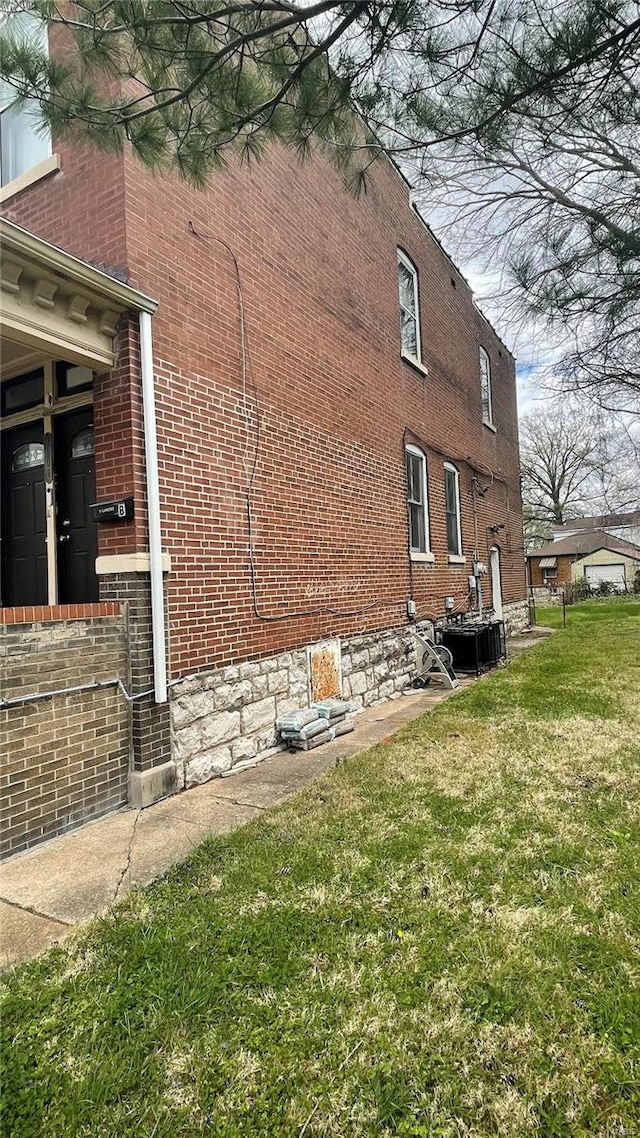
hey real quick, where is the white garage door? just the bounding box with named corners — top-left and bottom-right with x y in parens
top-left (585, 564), bottom-right (626, 590)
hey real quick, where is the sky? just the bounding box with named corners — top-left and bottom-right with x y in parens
top-left (413, 195), bottom-right (559, 420)
top-left (454, 261), bottom-right (554, 418)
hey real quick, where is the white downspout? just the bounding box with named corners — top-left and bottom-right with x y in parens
top-left (139, 310), bottom-right (167, 703)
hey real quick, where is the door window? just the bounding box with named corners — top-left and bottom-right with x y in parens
top-left (11, 442), bottom-right (44, 471)
top-left (70, 426), bottom-right (95, 458)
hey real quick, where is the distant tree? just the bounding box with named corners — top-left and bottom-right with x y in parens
top-left (520, 402), bottom-right (639, 548)
top-left (2, 1), bottom-right (640, 411)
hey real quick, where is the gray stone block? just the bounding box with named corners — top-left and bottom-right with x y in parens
top-left (174, 709), bottom-right (241, 760)
top-left (185, 746), bottom-right (233, 786)
top-left (231, 736), bottom-right (259, 762)
top-left (252, 674), bottom-right (269, 698)
top-left (288, 664), bottom-right (308, 695)
top-left (171, 689), bottom-right (215, 729)
top-left (241, 696), bottom-right (276, 734)
top-left (276, 694), bottom-right (305, 718)
top-left (256, 726), bottom-right (278, 751)
top-left (213, 679), bottom-right (254, 711)
top-left (267, 669), bottom-right (289, 694)
top-left (348, 671), bottom-right (367, 696)
top-left (171, 676), bottom-right (201, 698)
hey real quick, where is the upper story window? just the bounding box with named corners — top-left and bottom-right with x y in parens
top-left (444, 462), bottom-right (462, 557)
top-left (405, 445), bottom-right (430, 555)
top-left (397, 250), bottom-right (422, 365)
top-left (1, 368), bottom-right (44, 416)
top-left (479, 347), bottom-right (493, 427)
top-left (0, 12), bottom-right (51, 189)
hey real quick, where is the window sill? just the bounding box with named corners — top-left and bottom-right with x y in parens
top-left (401, 351), bottom-right (428, 378)
top-left (447, 554), bottom-right (466, 565)
top-left (482, 419), bottom-right (497, 433)
top-left (0, 154), bottom-right (60, 204)
top-left (410, 551), bottom-right (435, 564)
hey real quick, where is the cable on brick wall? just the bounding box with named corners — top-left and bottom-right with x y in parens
top-left (1, 678), bottom-right (150, 710)
top-left (186, 224), bottom-right (518, 628)
top-left (188, 220), bottom-right (403, 623)
top-left (1, 673), bottom-right (196, 710)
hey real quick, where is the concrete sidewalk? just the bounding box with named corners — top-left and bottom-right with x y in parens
top-left (1, 681), bottom-right (477, 969)
top-left (2, 628), bottom-right (553, 971)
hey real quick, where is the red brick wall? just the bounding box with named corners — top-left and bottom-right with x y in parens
top-left (4, 123), bottom-right (526, 678)
top-left (528, 556), bottom-right (573, 588)
top-left (1, 25), bottom-right (127, 272)
top-left (121, 145), bottom-right (526, 675)
top-left (93, 318), bottom-right (149, 555)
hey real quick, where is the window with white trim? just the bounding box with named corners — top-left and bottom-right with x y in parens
top-left (397, 250), bottom-right (421, 364)
top-left (479, 347), bottom-right (493, 426)
top-left (0, 13), bottom-right (51, 189)
top-left (405, 445), bottom-right (430, 554)
top-left (444, 462), bottom-right (462, 556)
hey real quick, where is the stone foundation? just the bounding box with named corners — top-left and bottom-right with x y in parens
top-left (170, 608), bottom-right (531, 788)
top-left (530, 587), bottom-right (564, 606)
top-left (170, 624), bottom-right (419, 787)
top-left (341, 626), bottom-right (417, 706)
top-left (502, 599), bottom-right (531, 635)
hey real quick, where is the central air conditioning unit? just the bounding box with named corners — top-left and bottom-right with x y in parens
top-left (413, 630), bottom-right (459, 690)
top-left (440, 621), bottom-right (506, 676)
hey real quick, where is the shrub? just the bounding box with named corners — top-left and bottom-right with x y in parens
top-left (564, 578), bottom-right (590, 605)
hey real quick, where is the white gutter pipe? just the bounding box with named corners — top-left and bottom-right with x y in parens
top-left (139, 310), bottom-right (167, 703)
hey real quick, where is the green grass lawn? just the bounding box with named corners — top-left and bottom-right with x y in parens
top-left (2, 601), bottom-right (640, 1137)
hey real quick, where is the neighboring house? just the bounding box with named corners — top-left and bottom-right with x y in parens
top-left (0, 15), bottom-right (527, 858)
top-left (552, 510), bottom-right (640, 549)
top-left (527, 531), bottom-right (640, 595)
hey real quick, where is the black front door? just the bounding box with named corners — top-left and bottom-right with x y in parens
top-left (1, 422), bottom-right (47, 606)
top-left (55, 409), bottom-right (99, 603)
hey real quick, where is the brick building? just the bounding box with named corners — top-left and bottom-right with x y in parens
top-left (527, 531), bottom-right (640, 596)
top-left (1, 17), bottom-right (527, 857)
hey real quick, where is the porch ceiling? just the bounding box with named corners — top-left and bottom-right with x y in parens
top-left (1, 336), bottom-right (44, 377)
top-left (0, 219), bottom-right (157, 376)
